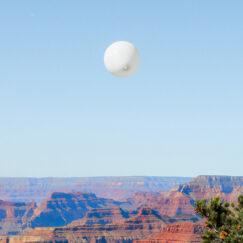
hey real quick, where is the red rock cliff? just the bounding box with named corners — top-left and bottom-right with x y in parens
top-left (0, 200), bottom-right (36, 236)
top-left (2, 207), bottom-right (166, 242)
top-left (30, 191), bottom-right (132, 228)
top-left (135, 221), bottom-right (204, 243)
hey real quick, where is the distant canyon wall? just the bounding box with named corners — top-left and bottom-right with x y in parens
top-left (0, 176), bottom-right (192, 204)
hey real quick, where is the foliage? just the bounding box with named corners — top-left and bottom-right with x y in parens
top-left (194, 195), bottom-right (243, 242)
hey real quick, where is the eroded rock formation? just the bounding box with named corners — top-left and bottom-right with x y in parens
top-left (30, 192), bottom-right (132, 228)
top-left (135, 221), bottom-right (204, 243)
top-left (70, 207), bottom-right (131, 225)
top-left (0, 200), bottom-right (36, 236)
top-left (1, 207), bottom-right (166, 242)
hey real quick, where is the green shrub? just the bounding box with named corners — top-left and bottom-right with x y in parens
top-left (194, 195), bottom-right (243, 242)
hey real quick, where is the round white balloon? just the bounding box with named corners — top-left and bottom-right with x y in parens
top-left (104, 41), bottom-right (140, 78)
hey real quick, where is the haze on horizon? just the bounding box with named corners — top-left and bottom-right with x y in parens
top-left (0, 0), bottom-right (243, 177)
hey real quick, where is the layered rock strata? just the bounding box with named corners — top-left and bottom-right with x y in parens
top-left (1, 207), bottom-right (166, 242)
top-left (135, 221), bottom-right (204, 243)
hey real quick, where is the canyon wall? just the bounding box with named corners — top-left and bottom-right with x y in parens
top-left (0, 177), bottom-right (191, 204)
top-left (1, 175), bottom-right (243, 242)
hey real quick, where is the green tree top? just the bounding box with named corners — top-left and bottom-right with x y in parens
top-left (194, 195), bottom-right (243, 242)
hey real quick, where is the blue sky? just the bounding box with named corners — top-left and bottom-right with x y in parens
top-left (0, 1), bottom-right (243, 177)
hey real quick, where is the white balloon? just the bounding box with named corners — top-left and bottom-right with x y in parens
top-left (104, 41), bottom-right (140, 78)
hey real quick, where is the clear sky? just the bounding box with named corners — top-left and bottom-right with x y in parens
top-left (0, 1), bottom-right (243, 177)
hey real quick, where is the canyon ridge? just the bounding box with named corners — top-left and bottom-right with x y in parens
top-left (0, 175), bottom-right (242, 242)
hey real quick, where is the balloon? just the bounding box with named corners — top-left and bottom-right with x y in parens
top-left (104, 41), bottom-right (140, 78)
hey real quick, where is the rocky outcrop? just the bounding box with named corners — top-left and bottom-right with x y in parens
top-left (128, 176), bottom-right (243, 224)
top-left (135, 221), bottom-right (204, 243)
top-left (0, 177), bottom-right (192, 204)
top-left (70, 207), bottom-right (130, 225)
top-left (188, 175), bottom-right (243, 188)
top-left (0, 200), bottom-right (36, 236)
top-left (128, 191), bottom-right (198, 222)
top-left (2, 207), bottom-right (166, 242)
top-left (175, 175), bottom-right (243, 202)
top-left (30, 192), bottom-right (132, 228)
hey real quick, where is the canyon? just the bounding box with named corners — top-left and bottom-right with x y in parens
top-left (135, 221), bottom-right (204, 243)
top-left (0, 207), bottom-right (167, 242)
top-left (0, 175), bottom-right (242, 242)
top-left (0, 177), bottom-right (191, 204)
top-left (30, 191), bottom-right (132, 228)
top-left (0, 200), bottom-right (36, 236)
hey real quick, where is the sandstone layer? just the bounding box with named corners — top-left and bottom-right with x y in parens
top-left (31, 192), bottom-right (132, 228)
top-left (1, 207), bottom-right (166, 243)
top-left (128, 191), bottom-right (198, 222)
top-left (70, 207), bottom-right (131, 225)
top-left (175, 175), bottom-right (243, 203)
top-left (135, 221), bottom-right (204, 243)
